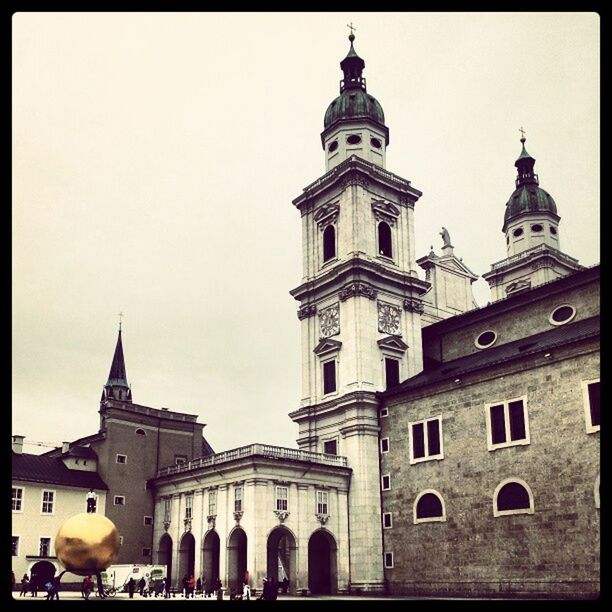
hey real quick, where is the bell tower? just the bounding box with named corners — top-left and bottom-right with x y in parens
top-left (289, 33), bottom-right (430, 593)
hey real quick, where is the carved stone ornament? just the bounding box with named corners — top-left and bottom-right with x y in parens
top-left (378, 301), bottom-right (401, 334)
top-left (340, 171), bottom-right (369, 190)
top-left (319, 303), bottom-right (340, 338)
top-left (371, 200), bottom-right (400, 225)
top-left (403, 298), bottom-right (425, 314)
top-left (233, 511), bottom-right (244, 523)
top-left (315, 513), bottom-right (330, 526)
top-left (339, 282), bottom-right (378, 302)
top-left (183, 518), bottom-right (192, 532)
top-left (207, 515), bottom-right (216, 529)
top-left (297, 304), bottom-right (317, 320)
top-left (314, 202), bottom-right (340, 230)
top-left (163, 521), bottom-right (171, 532)
top-left (274, 510), bottom-right (290, 523)
top-left (506, 279), bottom-right (531, 294)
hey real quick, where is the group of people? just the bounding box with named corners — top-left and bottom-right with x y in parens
top-left (181, 574), bottom-right (223, 598)
top-left (17, 573), bottom-right (60, 599)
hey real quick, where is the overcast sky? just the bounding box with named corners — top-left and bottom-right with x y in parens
top-left (12, 12), bottom-right (599, 457)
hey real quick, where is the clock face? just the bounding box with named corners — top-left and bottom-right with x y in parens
top-left (320, 304), bottom-right (340, 337)
top-left (378, 302), bottom-right (401, 335)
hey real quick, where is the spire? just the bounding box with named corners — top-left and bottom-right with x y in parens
top-left (340, 28), bottom-right (366, 93)
top-left (514, 129), bottom-right (538, 187)
top-left (102, 326), bottom-right (132, 403)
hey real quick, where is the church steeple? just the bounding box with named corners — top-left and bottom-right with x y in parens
top-left (101, 326), bottom-right (132, 403)
top-left (514, 134), bottom-right (538, 187)
top-left (340, 32), bottom-right (366, 92)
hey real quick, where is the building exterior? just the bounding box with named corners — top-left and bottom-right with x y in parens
top-left (12, 33), bottom-right (599, 599)
top-left (11, 436), bottom-right (109, 586)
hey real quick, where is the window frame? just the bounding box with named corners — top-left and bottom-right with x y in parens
top-left (116, 453), bottom-right (127, 464)
top-left (384, 356), bottom-right (401, 389)
top-left (12, 535), bottom-right (20, 556)
top-left (41, 489), bottom-right (55, 515)
top-left (39, 536), bottom-right (52, 558)
top-left (380, 407), bottom-right (389, 418)
top-left (163, 498), bottom-right (172, 522)
top-left (474, 330), bottom-right (498, 350)
top-left (408, 416), bottom-right (444, 464)
top-left (316, 490), bottom-right (329, 515)
top-left (380, 437), bottom-right (389, 454)
top-left (493, 478), bottom-right (534, 517)
top-left (142, 547), bottom-right (151, 557)
top-left (322, 358), bottom-right (338, 396)
top-left (413, 489), bottom-right (447, 524)
top-left (208, 490), bottom-right (217, 516)
top-left (276, 486), bottom-right (288, 512)
top-left (135, 428), bottom-right (147, 436)
top-left (382, 512), bottom-right (393, 529)
top-left (12, 486), bottom-right (24, 513)
top-left (484, 396), bottom-right (530, 451)
top-left (548, 304), bottom-right (577, 326)
top-left (114, 495), bottom-right (126, 506)
top-left (384, 552), bottom-right (394, 569)
top-left (381, 474), bottom-right (391, 491)
top-left (185, 493), bottom-right (193, 520)
top-left (234, 486), bottom-right (243, 513)
top-left (582, 378), bottom-right (600, 434)
top-left (322, 224), bottom-right (337, 264)
top-left (143, 515), bottom-right (153, 526)
top-left (377, 220), bottom-right (394, 259)
top-left (323, 438), bottom-right (338, 456)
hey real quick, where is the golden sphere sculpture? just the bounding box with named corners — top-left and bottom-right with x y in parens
top-left (55, 513), bottom-right (121, 576)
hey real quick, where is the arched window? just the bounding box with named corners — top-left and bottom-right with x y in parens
top-left (493, 478), bottom-right (534, 517)
top-left (135, 428), bottom-right (146, 436)
top-left (323, 225), bottom-right (336, 262)
top-left (413, 489), bottom-right (446, 524)
top-left (378, 222), bottom-right (392, 258)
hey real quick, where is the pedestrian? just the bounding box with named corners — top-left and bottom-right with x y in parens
top-left (243, 581), bottom-right (251, 600)
top-left (138, 576), bottom-right (146, 596)
top-left (188, 575), bottom-right (196, 598)
top-left (215, 578), bottom-right (223, 600)
top-left (281, 576), bottom-right (289, 594)
top-left (85, 488), bottom-right (98, 513)
top-left (82, 575), bottom-right (93, 600)
top-left (196, 576), bottom-right (202, 596)
top-left (164, 577), bottom-right (171, 599)
top-left (270, 577), bottom-right (278, 601)
top-left (127, 577), bottom-right (135, 599)
top-left (30, 574), bottom-right (38, 597)
top-left (19, 574), bottom-right (29, 597)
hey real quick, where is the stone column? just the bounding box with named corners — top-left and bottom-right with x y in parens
top-left (336, 487), bottom-right (351, 593)
top-left (170, 493), bottom-right (182, 589)
top-left (192, 490), bottom-right (204, 580)
top-left (217, 484), bottom-right (229, 589)
top-left (296, 483), bottom-right (310, 593)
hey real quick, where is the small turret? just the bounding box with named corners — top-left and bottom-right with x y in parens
top-left (101, 326), bottom-right (132, 403)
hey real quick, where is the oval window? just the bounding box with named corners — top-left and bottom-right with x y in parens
top-left (550, 226), bottom-right (557, 235)
top-left (371, 137), bottom-right (382, 149)
top-left (513, 228), bottom-right (524, 238)
top-left (328, 141), bottom-right (338, 152)
top-left (347, 134), bottom-right (362, 145)
top-left (549, 304), bottom-right (576, 326)
top-left (475, 330), bottom-right (497, 349)
top-left (531, 224), bottom-right (543, 232)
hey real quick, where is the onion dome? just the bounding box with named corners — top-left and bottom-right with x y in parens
top-left (502, 136), bottom-right (558, 232)
top-left (323, 33), bottom-right (388, 142)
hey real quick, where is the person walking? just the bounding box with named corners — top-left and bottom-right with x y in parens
top-left (81, 576), bottom-right (93, 600)
top-left (19, 574), bottom-right (29, 597)
top-left (215, 578), bottom-right (223, 600)
top-left (85, 489), bottom-right (98, 513)
top-left (138, 576), bottom-right (146, 597)
top-left (127, 577), bottom-right (135, 599)
top-left (164, 577), bottom-right (171, 599)
top-left (29, 574), bottom-right (38, 597)
top-left (188, 575), bottom-right (196, 598)
top-left (196, 576), bottom-right (202, 597)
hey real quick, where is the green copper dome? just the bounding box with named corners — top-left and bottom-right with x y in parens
top-left (502, 137), bottom-right (559, 232)
top-left (324, 88), bottom-right (385, 129)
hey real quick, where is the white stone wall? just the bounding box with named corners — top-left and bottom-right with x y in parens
top-left (324, 123), bottom-right (387, 171)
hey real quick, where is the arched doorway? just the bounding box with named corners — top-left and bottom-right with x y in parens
top-left (30, 561), bottom-right (56, 589)
top-left (202, 530), bottom-right (220, 584)
top-left (157, 534), bottom-right (173, 586)
top-left (178, 532), bottom-right (195, 583)
top-left (227, 527), bottom-right (247, 594)
top-left (308, 530), bottom-right (337, 595)
top-left (267, 526), bottom-right (297, 593)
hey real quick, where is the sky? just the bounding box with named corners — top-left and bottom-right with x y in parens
top-left (12, 12), bottom-right (600, 456)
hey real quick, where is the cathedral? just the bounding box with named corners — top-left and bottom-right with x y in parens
top-left (12, 33), bottom-right (599, 598)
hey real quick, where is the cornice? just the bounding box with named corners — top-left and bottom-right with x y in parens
top-left (289, 390), bottom-right (380, 422)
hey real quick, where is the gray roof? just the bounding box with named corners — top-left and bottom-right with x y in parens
top-left (12, 452), bottom-right (109, 490)
top-left (383, 315), bottom-right (599, 398)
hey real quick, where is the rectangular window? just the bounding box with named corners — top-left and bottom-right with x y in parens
top-left (116, 454), bottom-right (127, 464)
top-left (144, 516), bottom-right (153, 526)
top-left (164, 498), bottom-right (171, 522)
top-left (323, 439), bottom-right (338, 455)
top-left (39, 537), bottom-right (51, 557)
top-left (175, 455), bottom-right (188, 466)
top-left (276, 486), bottom-right (288, 511)
top-left (114, 495), bottom-right (125, 506)
top-left (185, 494), bottom-right (193, 520)
top-left (380, 438), bottom-right (389, 453)
top-left (12, 536), bottom-right (19, 556)
top-left (234, 486), bottom-right (243, 512)
top-left (316, 490), bottom-right (328, 515)
top-left (142, 548), bottom-right (151, 557)
top-left (208, 490), bottom-right (217, 516)
top-left (384, 552), bottom-right (394, 568)
top-left (486, 397), bottom-right (530, 450)
top-left (41, 490), bottom-right (55, 514)
top-left (583, 379), bottom-right (600, 433)
top-left (323, 360), bottom-right (337, 394)
top-left (119, 536), bottom-right (124, 545)
top-left (409, 417), bottom-right (444, 464)
top-left (12, 487), bottom-right (23, 512)
top-left (380, 407), bottom-right (389, 418)
top-left (382, 513), bottom-right (393, 529)
top-left (381, 474), bottom-right (391, 491)
top-left (385, 357), bottom-right (400, 389)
